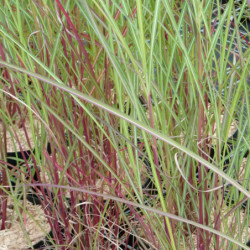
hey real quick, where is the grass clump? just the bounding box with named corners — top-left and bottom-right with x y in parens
top-left (0, 0), bottom-right (249, 249)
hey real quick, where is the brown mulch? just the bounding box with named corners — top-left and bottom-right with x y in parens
top-left (0, 197), bottom-right (51, 249)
